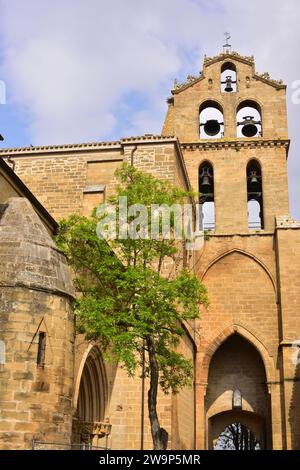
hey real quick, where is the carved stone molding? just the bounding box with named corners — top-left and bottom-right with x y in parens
top-left (181, 139), bottom-right (290, 152)
top-left (72, 419), bottom-right (112, 447)
top-left (204, 51), bottom-right (254, 66)
top-left (276, 214), bottom-right (300, 229)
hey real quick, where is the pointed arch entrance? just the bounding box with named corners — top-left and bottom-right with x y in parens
top-left (77, 346), bottom-right (107, 422)
top-left (205, 333), bottom-right (272, 449)
top-left (72, 345), bottom-right (110, 447)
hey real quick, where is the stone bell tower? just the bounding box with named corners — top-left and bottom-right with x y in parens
top-left (163, 48), bottom-right (300, 450)
top-left (163, 48), bottom-right (289, 233)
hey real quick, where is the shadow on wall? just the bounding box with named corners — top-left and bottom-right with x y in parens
top-left (289, 359), bottom-right (300, 449)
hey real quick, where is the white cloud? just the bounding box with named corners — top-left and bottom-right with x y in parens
top-left (0, 0), bottom-right (300, 217)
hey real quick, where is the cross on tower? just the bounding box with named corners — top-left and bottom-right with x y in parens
top-left (223, 32), bottom-right (232, 54)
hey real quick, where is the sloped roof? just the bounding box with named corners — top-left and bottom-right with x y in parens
top-left (0, 197), bottom-right (75, 298)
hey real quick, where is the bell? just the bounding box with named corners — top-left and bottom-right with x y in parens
top-left (203, 119), bottom-right (221, 136)
top-left (201, 175), bottom-right (211, 187)
top-left (240, 116), bottom-right (259, 137)
top-left (224, 76), bottom-right (233, 92)
top-left (249, 171), bottom-right (258, 185)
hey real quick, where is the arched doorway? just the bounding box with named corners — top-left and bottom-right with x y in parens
top-left (215, 420), bottom-right (261, 450)
top-left (205, 334), bottom-right (271, 449)
top-left (77, 346), bottom-right (107, 422)
top-left (72, 346), bottom-right (110, 447)
top-left (210, 411), bottom-right (263, 450)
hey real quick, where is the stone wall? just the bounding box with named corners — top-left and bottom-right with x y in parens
top-left (0, 198), bottom-right (75, 449)
top-left (275, 223), bottom-right (300, 449)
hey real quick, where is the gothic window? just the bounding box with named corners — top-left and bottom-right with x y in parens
top-left (221, 62), bottom-right (237, 93)
top-left (237, 100), bottom-right (262, 138)
top-left (199, 161), bottom-right (215, 230)
top-left (200, 101), bottom-right (224, 139)
top-left (247, 160), bottom-right (264, 229)
top-left (232, 388), bottom-right (242, 409)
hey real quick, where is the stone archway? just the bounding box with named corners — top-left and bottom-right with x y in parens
top-left (205, 334), bottom-right (272, 449)
top-left (77, 346), bottom-right (107, 422)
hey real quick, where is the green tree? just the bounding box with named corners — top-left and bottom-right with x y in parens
top-left (56, 164), bottom-right (208, 450)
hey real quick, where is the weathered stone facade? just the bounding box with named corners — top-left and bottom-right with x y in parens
top-left (0, 197), bottom-right (75, 450)
top-left (0, 50), bottom-right (299, 450)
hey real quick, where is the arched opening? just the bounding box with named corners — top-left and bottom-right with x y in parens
top-left (214, 416), bottom-right (262, 450)
top-left (199, 161), bottom-right (215, 230)
top-left (206, 334), bottom-right (271, 449)
top-left (237, 100), bottom-right (262, 138)
top-left (221, 62), bottom-right (237, 93)
top-left (72, 346), bottom-right (109, 447)
top-left (248, 200), bottom-right (261, 229)
top-left (200, 101), bottom-right (224, 139)
top-left (247, 160), bottom-right (264, 229)
top-left (77, 347), bottom-right (107, 422)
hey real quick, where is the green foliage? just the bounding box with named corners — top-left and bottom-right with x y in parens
top-left (56, 163), bottom-right (208, 395)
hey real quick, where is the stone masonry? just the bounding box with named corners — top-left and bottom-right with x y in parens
top-left (0, 49), bottom-right (299, 449)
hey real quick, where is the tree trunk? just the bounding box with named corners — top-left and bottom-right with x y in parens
top-left (146, 337), bottom-right (168, 450)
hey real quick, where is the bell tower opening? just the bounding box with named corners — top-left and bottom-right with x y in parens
top-left (199, 161), bottom-right (215, 230)
top-left (221, 62), bottom-right (237, 93)
top-left (247, 160), bottom-right (264, 230)
top-left (237, 101), bottom-right (262, 138)
top-left (200, 101), bottom-right (224, 139)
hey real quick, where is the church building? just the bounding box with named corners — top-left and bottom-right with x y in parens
top-left (0, 47), bottom-right (300, 450)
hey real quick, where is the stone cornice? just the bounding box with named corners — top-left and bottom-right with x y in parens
top-left (0, 135), bottom-right (178, 156)
top-left (253, 73), bottom-right (286, 90)
top-left (276, 214), bottom-right (300, 229)
top-left (181, 139), bottom-right (290, 152)
top-left (204, 51), bottom-right (255, 67)
top-left (172, 74), bottom-right (204, 95)
top-left (120, 134), bottom-right (177, 145)
top-left (0, 140), bottom-right (122, 155)
top-left (204, 231), bottom-right (274, 238)
top-left (0, 136), bottom-right (290, 166)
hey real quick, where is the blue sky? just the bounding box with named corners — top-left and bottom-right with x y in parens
top-left (1, 0), bottom-right (300, 218)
